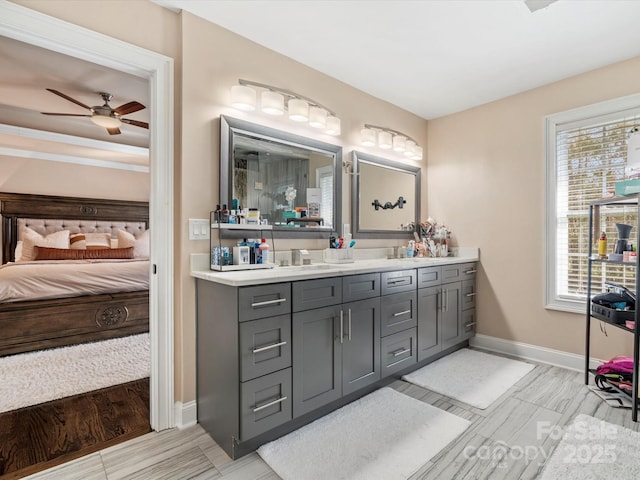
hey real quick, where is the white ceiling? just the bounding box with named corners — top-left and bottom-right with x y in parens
top-left (154, 0), bottom-right (640, 119)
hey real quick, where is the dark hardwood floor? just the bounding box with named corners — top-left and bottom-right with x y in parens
top-left (0, 378), bottom-right (151, 479)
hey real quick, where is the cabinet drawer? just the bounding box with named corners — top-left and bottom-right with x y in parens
top-left (239, 314), bottom-right (291, 382)
top-left (239, 283), bottom-right (290, 322)
top-left (442, 262), bottom-right (477, 284)
top-left (462, 279), bottom-right (476, 310)
top-left (240, 368), bottom-right (292, 441)
top-left (381, 328), bottom-right (417, 378)
top-left (342, 273), bottom-right (380, 302)
top-left (292, 277), bottom-right (342, 312)
top-left (380, 291), bottom-right (417, 337)
top-left (381, 270), bottom-right (417, 296)
top-left (462, 309), bottom-right (476, 340)
top-left (418, 266), bottom-right (442, 289)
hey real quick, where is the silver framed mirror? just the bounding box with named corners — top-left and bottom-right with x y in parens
top-left (352, 151), bottom-right (420, 239)
top-left (220, 116), bottom-right (342, 238)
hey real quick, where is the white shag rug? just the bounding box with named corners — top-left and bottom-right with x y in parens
top-left (402, 348), bottom-right (534, 409)
top-left (257, 387), bottom-right (470, 480)
top-left (0, 333), bottom-right (150, 413)
top-left (539, 414), bottom-right (640, 480)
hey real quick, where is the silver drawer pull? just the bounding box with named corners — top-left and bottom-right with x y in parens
top-left (252, 341), bottom-right (287, 354)
top-left (251, 298), bottom-right (287, 308)
top-left (465, 292), bottom-right (477, 297)
top-left (392, 348), bottom-right (411, 357)
top-left (393, 309), bottom-right (411, 317)
top-left (253, 396), bottom-right (288, 413)
top-left (465, 269), bottom-right (477, 274)
top-left (388, 279), bottom-right (408, 285)
top-left (465, 322), bottom-right (477, 328)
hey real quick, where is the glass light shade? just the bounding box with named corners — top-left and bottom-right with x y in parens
top-left (411, 146), bottom-right (424, 160)
top-left (91, 115), bottom-right (122, 128)
top-left (308, 106), bottom-right (327, 128)
top-left (378, 131), bottom-right (393, 149)
top-left (392, 135), bottom-right (406, 152)
top-left (288, 98), bottom-right (309, 121)
top-left (261, 91), bottom-right (285, 115)
top-left (230, 85), bottom-right (256, 111)
top-left (325, 116), bottom-right (341, 135)
top-left (404, 140), bottom-right (417, 157)
top-left (361, 128), bottom-right (377, 147)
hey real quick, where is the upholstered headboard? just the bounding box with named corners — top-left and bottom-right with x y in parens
top-left (0, 192), bottom-right (149, 264)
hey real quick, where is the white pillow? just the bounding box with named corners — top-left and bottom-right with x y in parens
top-left (117, 229), bottom-right (149, 259)
top-left (14, 241), bottom-right (23, 262)
top-left (69, 232), bottom-right (111, 250)
top-left (20, 227), bottom-right (70, 261)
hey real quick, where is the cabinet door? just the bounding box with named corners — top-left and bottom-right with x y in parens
top-left (441, 282), bottom-right (462, 350)
top-left (343, 273), bottom-right (380, 302)
top-left (417, 286), bottom-right (441, 361)
top-left (418, 266), bottom-right (442, 289)
top-left (292, 277), bottom-right (342, 312)
top-left (292, 305), bottom-right (342, 417)
top-left (342, 297), bottom-right (381, 396)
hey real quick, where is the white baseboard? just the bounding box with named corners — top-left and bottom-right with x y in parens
top-left (174, 400), bottom-right (197, 429)
top-left (470, 334), bottom-right (603, 371)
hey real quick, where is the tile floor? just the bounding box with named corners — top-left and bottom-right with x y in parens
top-left (22, 356), bottom-right (640, 480)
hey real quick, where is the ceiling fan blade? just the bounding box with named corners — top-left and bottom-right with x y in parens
top-left (41, 112), bottom-right (92, 117)
top-left (120, 118), bottom-right (149, 129)
top-left (114, 101), bottom-right (145, 116)
top-left (46, 88), bottom-right (92, 110)
top-left (107, 127), bottom-right (121, 135)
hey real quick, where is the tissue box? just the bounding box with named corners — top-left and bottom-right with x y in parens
top-left (324, 248), bottom-right (354, 264)
top-left (615, 179), bottom-right (640, 196)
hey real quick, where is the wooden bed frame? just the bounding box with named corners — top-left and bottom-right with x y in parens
top-left (0, 192), bottom-right (150, 356)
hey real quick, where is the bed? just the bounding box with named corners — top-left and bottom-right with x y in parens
top-left (0, 192), bottom-right (150, 356)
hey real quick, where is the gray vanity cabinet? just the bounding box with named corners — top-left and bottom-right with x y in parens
top-left (291, 274), bottom-right (381, 417)
top-left (440, 282), bottom-right (463, 350)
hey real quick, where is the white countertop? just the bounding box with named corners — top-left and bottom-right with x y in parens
top-left (191, 248), bottom-right (479, 287)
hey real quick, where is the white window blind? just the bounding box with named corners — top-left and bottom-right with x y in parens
top-left (316, 166), bottom-right (333, 228)
top-left (551, 108), bottom-right (640, 310)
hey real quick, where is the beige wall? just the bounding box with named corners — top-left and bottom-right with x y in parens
top-left (427, 55), bottom-right (640, 360)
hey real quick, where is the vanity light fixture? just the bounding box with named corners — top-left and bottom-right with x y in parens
top-left (361, 124), bottom-right (423, 160)
top-left (229, 79), bottom-right (341, 135)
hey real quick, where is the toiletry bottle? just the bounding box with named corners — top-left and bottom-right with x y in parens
top-left (221, 204), bottom-right (230, 223)
top-left (598, 232), bottom-right (607, 259)
top-left (214, 204), bottom-right (221, 223)
top-left (258, 238), bottom-right (270, 264)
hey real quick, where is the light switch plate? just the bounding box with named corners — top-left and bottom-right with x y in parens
top-left (189, 218), bottom-right (210, 240)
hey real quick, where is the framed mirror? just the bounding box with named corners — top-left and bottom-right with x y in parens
top-left (352, 151), bottom-right (420, 239)
top-left (220, 116), bottom-right (342, 238)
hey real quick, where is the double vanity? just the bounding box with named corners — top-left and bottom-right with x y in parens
top-left (192, 252), bottom-right (478, 458)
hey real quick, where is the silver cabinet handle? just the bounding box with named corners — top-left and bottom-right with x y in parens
top-left (393, 309), bottom-right (411, 317)
top-left (465, 269), bottom-right (477, 274)
top-left (466, 292), bottom-right (477, 297)
top-left (339, 310), bottom-right (344, 344)
top-left (348, 308), bottom-right (352, 341)
top-left (252, 341), bottom-right (287, 354)
top-left (465, 322), bottom-right (477, 328)
top-left (388, 279), bottom-right (407, 285)
top-left (444, 288), bottom-right (449, 312)
top-left (253, 396), bottom-right (287, 413)
top-left (251, 298), bottom-right (286, 308)
top-left (392, 347), bottom-right (411, 357)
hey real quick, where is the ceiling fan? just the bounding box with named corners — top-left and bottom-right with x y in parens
top-left (41, 88), bottom-right (149, 135)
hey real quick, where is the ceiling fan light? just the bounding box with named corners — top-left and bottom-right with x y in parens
top-left (378, 131), bottom-right (393, 149)
top-left (261, 90), bottom-right (285, 115)
top-left (361, 128), bottom-right (377, 147)
top-left (308, 106), bottom-right (327, 128)
top-left (288, 98), bottom-right (309, 122)
top-left (325, 116), bottom-right (341, 136)
top-left (392, 135), bottom-right (406, 152)
top-left (91, 115), bottom-right (122, 129)
top-left (231, 85), bottom-right (256, 111)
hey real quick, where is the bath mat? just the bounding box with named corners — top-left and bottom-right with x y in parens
top-left (257, 387), bottom-right (470, 480)
top-left (0, 333), bottom-right (150, 413)
top-left (539, 414), bottom-right (640, 479)
top-left (402, 348), bottom-right (534, 409)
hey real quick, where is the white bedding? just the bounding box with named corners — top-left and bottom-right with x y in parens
top-left (0, 259), bottom-right (150, 303)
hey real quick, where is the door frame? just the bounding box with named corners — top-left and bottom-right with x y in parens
top-left (0, 1), bottom-right (175, 430)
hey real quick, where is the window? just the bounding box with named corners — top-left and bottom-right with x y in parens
top-left (546, 94), bottom-right (640, 313)
top-left (316, 165), bottom-right (333, 228)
